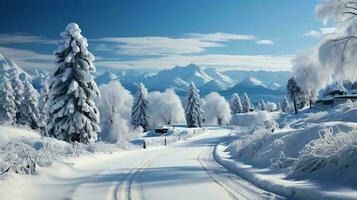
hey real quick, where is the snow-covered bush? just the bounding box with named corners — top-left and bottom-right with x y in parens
top-left (293, 128), bottom-right (357, 173)
top-left (227, 128), bottom-right (272, 160)
top-left (203, 92), bottom-right (231, 126)
top-left (0, 136), bottom-right (120, 175)
top-left (266, 102), bottom-right (277, 112)
top-left (148, 89), bottom-right (185, 127)
top-left (230, 111), bottom-right (276, 127)
top-left (96, 81), bottom-right (134, 143)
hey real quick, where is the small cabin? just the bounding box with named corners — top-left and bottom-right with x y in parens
top-left (155, 125), bottom-right (169, 134)
top-left (316, 95), bottom-right (357, 106)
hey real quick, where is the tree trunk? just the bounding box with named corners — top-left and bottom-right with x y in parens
top-left (309, 99), bottom-right (312, 109)
top-left (294, 99), bottom-right (298, 115)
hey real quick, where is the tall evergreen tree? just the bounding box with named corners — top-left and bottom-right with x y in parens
top-left (287, 77), bottom-right (301, 115)
top-left (242, 93), bottom-right (252, 113)
top-left (19, 78), bottom-right (41, 130)
top-left (229, 93), bottom-right (243, 114)
top-left (281, 96), bottom-right (290, 112)
top-left (8, 65), bottom-right (24, 123)
top-left (47, 23), bottom-right (101, 144)
top-left (260, 99), bottom-right (267, 110)
top-left (131, 83), bottom-right (150, 131)
top-left (38, 73), bottom-right (50, 135)
top-left (0, 69), bottom-right (16, 125)
top-left (185, 82), bottom-right (203, 127)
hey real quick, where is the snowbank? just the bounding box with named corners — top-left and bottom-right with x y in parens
top-left (0, 126), bottom-right (120, 174)
top-left (230, 111), bottom-right (279, 127)
top-left (221, 101), bottom-right (357, 199)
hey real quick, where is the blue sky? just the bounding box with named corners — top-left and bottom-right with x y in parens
top-left (0, 0), bottom-right (331, 72)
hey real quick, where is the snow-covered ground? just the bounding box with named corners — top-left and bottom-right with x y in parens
top-left (216, 102), bottom-right (357, 200)
top-left (0, 126), bottom-right (283, 200)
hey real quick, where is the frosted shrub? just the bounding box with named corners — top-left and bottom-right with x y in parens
top-left (0, 140), bottom-right (37, 175)
top-left (0, 137), bottom-right (120, 175)
top-left (293, 128), bottom-right (357, 173)
top-left (227, 128), bottom-right (271, 159)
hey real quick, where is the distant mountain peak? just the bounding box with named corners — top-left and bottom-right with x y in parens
top-left (240, 77), bottom-right (267, 88)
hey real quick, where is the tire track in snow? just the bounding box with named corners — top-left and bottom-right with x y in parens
top-left (197, 147), bottom-right (284, 200)
top-left (115, 150), bottom-right (174, 200)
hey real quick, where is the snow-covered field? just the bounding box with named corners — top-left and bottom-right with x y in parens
top-left (0, 126), bottom-right (284, 200)
top-left (216, 102), bottom-right (357, 200)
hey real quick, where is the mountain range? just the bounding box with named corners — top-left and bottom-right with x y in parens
top-left (95, 64), bottom-right (290, 103)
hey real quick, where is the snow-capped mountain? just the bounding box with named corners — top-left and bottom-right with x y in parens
top-left (94, 71), bottom-right (118, 85)
top-left (203, 68), bottom-right (234, 87)
top-left (146, 64), bottom-right (214, 92)
top-left (223, 70), bottom-right (290, 89)
top-left (94, 64), bottom-right (289, 100)
top-left (199, 80), bottom-right (227, 94)
top-left (221, 77), bottom-right (285, 102)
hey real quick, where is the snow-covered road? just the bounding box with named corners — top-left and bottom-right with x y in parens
top-left (1, 128), bottom-right (283, 200)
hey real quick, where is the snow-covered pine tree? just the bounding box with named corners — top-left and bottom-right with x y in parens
top-left (38, 73), bottom-right (50, 135)
top-left (8, 67), bottom-right (24, 122)
top-left (19, 77), bottom-right (41, 130)
top-left (260, 99), bottom-right (267, 110)
top-left (281, 96), bottom-right (290, 112)
top-left (47, 23), bottom-right (101, 144)
top-left (242, 93), bottom-right (252, 113)
top-left (0, 69), bottom-right (16, 125)
top-left (131, 83), bottom-right (150, 131)
top-left (185, 82), bottom-right (203, 128)
top-left (229, 93), bottom-right (243, 114)
top-left (257, 102), bottom-right (262, 111)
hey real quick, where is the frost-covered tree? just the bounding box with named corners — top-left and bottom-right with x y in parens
top-left (260, 99), bottom-right (267, 111)
top-left (8, 67), bottom-right (24, 122)
top-left (131, 83), bottom-right (150, 132)
top-left (47, 23), bottom-right (101, 144)
top-left (185, 82), bottom-right (204, 128)
top-left (229, 93), bottom-right (243, 114)
top-left (38, 73), bottom-right (50, 135)
top-left (97, 81), bottom-right (133, 143)
top-left (148, 89), bottom-right (185, 127)
top-left (257, 102), bottom-right (262, 111)
top-left (287, 77), bottom-right (301, 115)
top-left (281, 96), bottom-right (290, 112)
top-left (242, 93), bottom-right (252, 113)
top-left (203, 92), bottom-right (231, 126)
top-left (19, 78), bottom-right (41, 130)
top-left (0, 70), bottom-right (16, 125)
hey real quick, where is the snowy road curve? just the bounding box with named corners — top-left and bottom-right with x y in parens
top-left (2, 128), bottom-right (284, 200)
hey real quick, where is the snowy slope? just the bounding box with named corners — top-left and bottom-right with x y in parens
top-left (199, 80), bottom-right (226, 94)
top-left (221, 77), bottom-right (285, 102)
top-left (94, 71), bottom-right (118, 85)
top-left (0, 127), bottom-right (282, 200)
top-left (217, 101), bottom-right (357, 200)
top-left (203, 68), bottom-right (234, 87)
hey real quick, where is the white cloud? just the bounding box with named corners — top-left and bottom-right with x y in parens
top-left (302, 27), bottom-right (335, 38)
top-left (0, 34), bottom-right (56, 44)
top-left (94, 32), bottom-right (259, 56)
top-left (0, 46), bottom-right (54, 71)
top-left (256, 40), bottom-right (274, 45)
top-left (94, 36), bottom-right (222, 56)
top-left (302, 30), bottom-right (321, 38)
top-left (186, 32), bottom-right (256, 41)
top-left (95, 54), bottom-right (293, 71)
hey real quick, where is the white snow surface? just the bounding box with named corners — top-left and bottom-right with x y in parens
top-left (0, 126), bottom-right (283, 200)
top-left (219, 101), bottom-right (357, 200)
